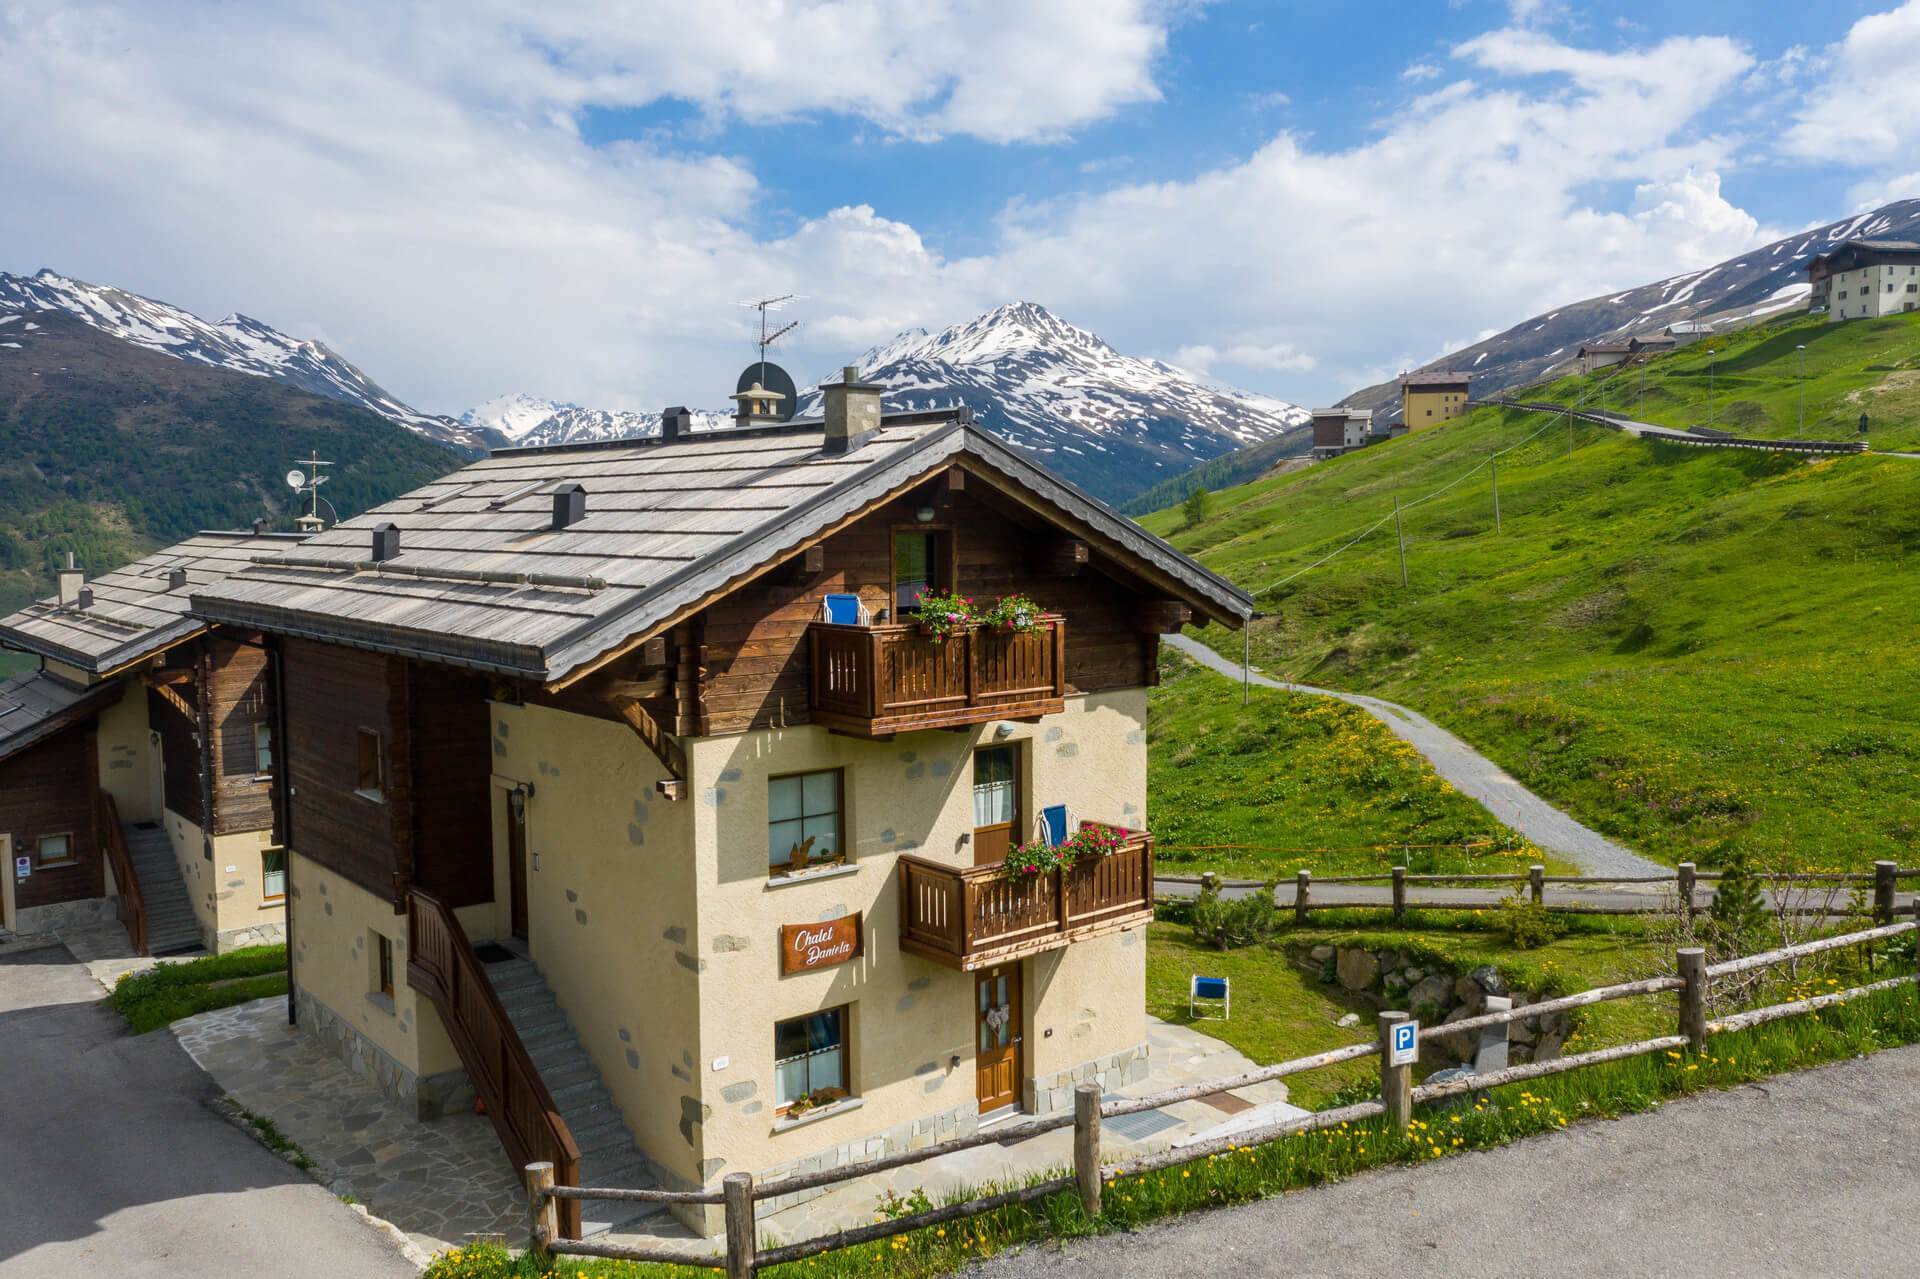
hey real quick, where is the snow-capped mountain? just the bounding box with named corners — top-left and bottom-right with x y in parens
top-left (458, 301), bottom-right (1310, 500)
top-left (0, 268), bottom-right (492, 455)
top-left (1342, 197), bottom-right (1920, 418)
top-left (794, 302), bottom-right (1311, 499)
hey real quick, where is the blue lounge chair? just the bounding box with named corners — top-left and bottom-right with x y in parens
top-left (820, 593), bottom-right (869, 626)
top-left (1190, 975), bottom-right (1230, 1020)
top-left (1039, 803), bottom-right (1073, 849)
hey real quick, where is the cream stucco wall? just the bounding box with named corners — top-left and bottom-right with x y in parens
top-left (1827, 262), bottom-right (1920, 320)
top-left (288, 848), bottom-right (461, 1079)
top-left (94, 682), bottom-right (157, 824)
top-left (685, 687), bottom-right (1149, 1181)
top-left (164, 813), bottom-right (285, 949)
top-left (489, 699), bottom-right (705, 1188)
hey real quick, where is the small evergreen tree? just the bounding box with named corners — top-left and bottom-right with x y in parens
top-left (1181, 486), bottom-right (1212, 529)
top-left (1705, 847), bottom-right (1770, 956)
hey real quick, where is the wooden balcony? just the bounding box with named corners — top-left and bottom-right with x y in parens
top-left (808, 615), bottom-right (1067, 738)
top-left (898, 826), bottom-right (1155, 970)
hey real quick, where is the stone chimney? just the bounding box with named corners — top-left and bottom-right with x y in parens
top-left (57, 552), bottom-right (83, 607)
top-left (661, 406), bottom-right (692, 443)
top-left (822, 366), bottom-right (882, 456)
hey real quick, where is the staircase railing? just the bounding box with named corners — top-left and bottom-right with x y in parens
top-left (406, 888), bottom-right (582, 1237)
top-left (97, 790), bottom-right (146, 957)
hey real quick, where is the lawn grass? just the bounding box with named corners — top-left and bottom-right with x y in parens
top-left (1146, 653), bottom-right (1570, 880)
top-left (108, 944), bottom-right (288, 1033)
top-left (422, 975), bottom-right (1920, 1279)
top-left (1139, 311), bottom-right (1920, 874)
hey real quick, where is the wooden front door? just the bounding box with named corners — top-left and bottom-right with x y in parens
top-left (971, 745), bottom-right (1020, 868)
top-left (975, 963), bottom-right (1023, 1114)
top-left (507, 791), bottom-right (529, 941)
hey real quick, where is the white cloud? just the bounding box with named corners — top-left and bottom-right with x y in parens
top-left (1172, 343), bottom-right (1316, 375)
top-left (1400, 62), bottom-right (1442, 81)
top-left (1782, 2), bottom-right (1920, 163)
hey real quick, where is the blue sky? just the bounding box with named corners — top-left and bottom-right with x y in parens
top-left (2, 1), bottom-right (1916, 414)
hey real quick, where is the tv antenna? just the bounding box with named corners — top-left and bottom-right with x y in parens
top-left (738, 293), bottom-right (802, 381)
top-left (286, 450), bottom-right (335, 532)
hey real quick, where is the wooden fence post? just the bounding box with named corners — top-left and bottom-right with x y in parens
top-left (1200, 871), bottom-right (1217, 894)
top-left (1676, 862), bottom-right (1696, 922)
top-left (1677, 948), bottom-right (1707, 1053)
top-left (1294, 870), bottom-right (1311, 924)
top-left (525, 1162), bottom-right (556, 1264)
top-left (724, 1171), bottom-right (756, 1279)
top-left (1874, 861), bottom-right (1896, 926)
top-left (1529, 864), bottom-right (1545, 906)
top-left (1378, 1011), bottom-right (1411, 1136)
top-left (1392, 866), bottom-right (1407, 923)
top-left (1074, 1083), bottom-right (1103, 1219)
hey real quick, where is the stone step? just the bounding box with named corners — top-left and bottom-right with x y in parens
top-left (514, 1013), bottom-right (575, 1050)
top-left (530, 1039), bottom-right (591, 1076)
top-left (498, 987), bottom-right (560, 1019)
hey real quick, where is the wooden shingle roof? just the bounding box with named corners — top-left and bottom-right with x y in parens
top-left (193, 412), bottom-right (1255, 685)
top-left (0, 531), bottom-right (308, 675)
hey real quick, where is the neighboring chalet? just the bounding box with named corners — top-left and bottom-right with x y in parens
top-left (0, 531), bottom-right (302, 952)
top-left (1808, 239), bottom-right (1920, 320)
top-left (1664, 321), bottom-right (1714, 346)
top-left (1399, 370), bottom-right (1471, 426)
top-left (1575, 342), bottom-right (1635, 375)
top-left (1309, 407), bottom-right (1372, 459)
top-left (192, 373), bottom-right (1252, 1235)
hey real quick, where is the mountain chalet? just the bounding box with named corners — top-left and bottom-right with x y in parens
top-left (180, 373), bottom-right (1251, 1233)
top-left (1807, 238), bottom-right (1920, 321)
top-left (0, 532), bottom-right (302, 952)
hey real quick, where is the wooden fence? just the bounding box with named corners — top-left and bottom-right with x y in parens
top-left (1166, 860), bottom-right (1918, 925)
top-left (523, 917), bottom-right (1920, 1277)
top-left (1498, 399), bottom-right (1870, 456)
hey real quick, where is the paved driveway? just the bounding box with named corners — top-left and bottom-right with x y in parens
top-left (971, 1042), bottom-right (1920, 1277)
top-left (0, 940), bottom-right (416, 1278)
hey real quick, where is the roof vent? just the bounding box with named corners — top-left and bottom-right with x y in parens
top-left (77, 586), bottom-right (94, 610)
top-left (252, 517), bottom-right (269, 535)
top-left (57, 552), bottom-right (83, 607)
top-left (551, 483), bottom-right (586, 530)
top-left (167, 567), bottom-right (188, 591)
top-left (661, 406), bottom-right (691, 443)
top-left (370, 522), bottom-right (401, 563)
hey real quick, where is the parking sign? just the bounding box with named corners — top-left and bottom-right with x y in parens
top-left (1390, 1020), bottom-right (1419, 1067)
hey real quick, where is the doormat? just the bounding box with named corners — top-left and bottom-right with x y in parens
top-left (1202, 1091), bottom-right (1254, 1115)
top-left (1102, 1107), bottom-right (1182, 1142)
top-left (474, 942), bottom-right (517, 964)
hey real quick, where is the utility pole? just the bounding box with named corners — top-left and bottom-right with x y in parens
top-left (1491, 457), bottom-right (1502, 533)
top-left (1796, 343), bottom-right (1807, 433)
top-left (1707, 346), bottom-right (1717, 428)
top-left (1393, 496), bottom-right (1409, 588)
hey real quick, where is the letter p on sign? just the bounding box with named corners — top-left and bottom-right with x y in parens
top-left (1390, 1020), bottom-right (1419, 1067)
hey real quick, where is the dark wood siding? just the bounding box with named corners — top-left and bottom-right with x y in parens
top-left (206, 634), bottom-right (275, 836)
top-left (697, 485), bottom-right (1157, 736)
top-left (282, 637), bottom-right (403, 902)
top-left (408, 662), bottom-right (495, 909)
top-left (0, 724), bottom-right (103, 911)
top-left (148, 668), bottom-right (204, 827)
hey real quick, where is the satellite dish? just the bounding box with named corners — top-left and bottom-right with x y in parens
top-left (735, 361), bottom-right (799, 423)
top-left (285, 469), bottom-right (307, 490)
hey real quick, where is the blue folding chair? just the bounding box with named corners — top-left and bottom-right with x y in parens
top-left (1190, 975), bottom-right (1230, 1020)
top-left (820, 593), bottom-right (869, 626)
top-left (1039, 803), bottom-right (1073, 849)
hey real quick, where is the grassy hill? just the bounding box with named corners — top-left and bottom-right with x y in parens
top-left (1145, 310), bottom-right (1920, 874)
top-left (0, 310), bottom-right (459, 623)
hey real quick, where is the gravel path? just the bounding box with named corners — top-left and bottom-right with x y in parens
top-left (969, 1042), bottom-right (1920, 1278)
top-left (1165, 633), bottom-right (1665, 879)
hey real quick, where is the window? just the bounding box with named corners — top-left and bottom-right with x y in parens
top-left (375, 933), bottom-right (395, 998)
top-left (769, 769), bottom-right (843, 876)
top-left (35, 832), bottom-right (75, 868)
top-left (254, 723), bottom-right (273, 776)
top-left (973, 746), bottom-right (1017, 829)
top-left (262, 848), bottom-right (287, 902)
top-left (355, 728), bottom-right (385, 801)
top-left (775, 1007), bottom-right (848, 1111)
top-left (892, 529), bottom-right (950, 614)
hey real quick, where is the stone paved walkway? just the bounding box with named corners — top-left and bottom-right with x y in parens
top-left (176, 998), bottom-right (1305, 1260)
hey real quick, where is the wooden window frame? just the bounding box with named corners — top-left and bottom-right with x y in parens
top-left (773, 1005), bottom-right (852, 1115)
top-left (261, 847), bottom-right (287, 903)
top-left (375, 933), bottom-right (395, 999)
top-left (253, 722), bottom-right (274, 780)
top-left (355, 727), bottom-right (386, 803)
top-left (889, 524), bottom-right (956, 618)
top-left (34, 831), bottom-right (76, 869)
top-left (767, 767), bottom-right (846, 879)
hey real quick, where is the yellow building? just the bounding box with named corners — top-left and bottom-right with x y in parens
top-left (1399, 370), bottom-right (1472, 427)
top-left (195, 376), bottom-right (1253, 1235)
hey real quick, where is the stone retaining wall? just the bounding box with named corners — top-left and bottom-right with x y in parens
top-left (1312, 944), bottom-right (1572, 1064)
top-left (1026, 1040), bottom-right (1151, 1115)
top-left (294, 986), bottom-right (474, 1120)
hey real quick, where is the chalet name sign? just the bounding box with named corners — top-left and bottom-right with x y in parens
top-left (780, 915), bottom-right (863, 974)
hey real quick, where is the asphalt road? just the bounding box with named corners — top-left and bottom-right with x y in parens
top-left (1165, 633), bottom-right (1665, 878)
top-left (0, 939), bottom-right (416, 1279)
top-left (971, 1042), bottom-right (1920, 1278)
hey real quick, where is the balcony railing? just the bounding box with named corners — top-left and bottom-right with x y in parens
top-left (898, 825), bottom-right (1154, 970)
top-left (808, 615), bottom-right (1067, 738)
